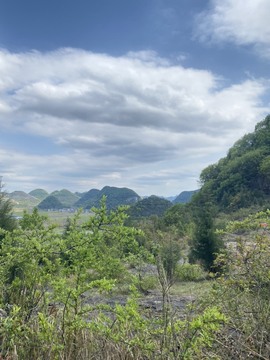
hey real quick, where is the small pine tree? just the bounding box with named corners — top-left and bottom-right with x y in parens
top-left (0, 191), bottom-right (17, 232)
top-left (189, 206), bottom-right (223, 272)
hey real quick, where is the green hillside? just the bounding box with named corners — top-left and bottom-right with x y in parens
top-left (128, 195), bottom-right (172, 219)
top-left (74, 189), bottom-right (100, 208)
top-left (8, 191), bottom-right (40, 209)
top-left (50, 189), bottom-right (80, 208)
top-left (173, 190), bottom-right (198, 204)
top-left (76, 186), bottom-right (140, 210)
top-left (196, 115), bottom-right (270, 211)
top-left (37, 195), bottom-right (64, 210)
top-left (29, 189), bottom-right (48, 201)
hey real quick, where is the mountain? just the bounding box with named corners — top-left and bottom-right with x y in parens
top-left (50, 189), bottom-right (80, 208)
top-left (165, 196), bottom-right (177, 202)
top-left (97, 186), bottom-right (140, 209)
top-left (37, 195), bottom-right (64, 210)
top-left (74, 189), bottom-right (100, 208)
top-left (197, 115), bottom-right (270, 211)
top-left (29, 189), bottom-right (48, 201)
top-left (9, 186), bottom-right (201, 213)
top-left (8, 191), bottom-right (35, 201)
top-left (173, 190), bottom-right (199, 204)
top-left (75, 186), bottom-right (140, 210)
top-left (128, 195), bottom-right (172, 219)
top-left (8, 191), bottom-right (40, 208)
top-left (74, 191), bottom-right (86, 198)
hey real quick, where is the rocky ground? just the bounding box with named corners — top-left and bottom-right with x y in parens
top-left (81, 289), bottom-right (196, 319)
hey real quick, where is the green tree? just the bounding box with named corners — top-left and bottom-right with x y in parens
top-left (162, 203), bottom-right (194, 237)
top-left (189, 205), bottom-right (223, 272)
top-left (0, 208), bottom-right (60, 315)
top-left (161, 239), bottom-right (181, 283)
top-left (260, 155), bottom-right (270, 192)
top-left (0, 191), bottom-right (17, 243)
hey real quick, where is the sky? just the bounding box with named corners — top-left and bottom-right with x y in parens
top-left (0, 0), bottom-right (270, 197)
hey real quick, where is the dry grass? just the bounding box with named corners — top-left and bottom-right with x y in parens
top-left (170, 280), bottom-right (213, 298)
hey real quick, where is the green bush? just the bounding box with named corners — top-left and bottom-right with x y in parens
top-left (175, 263), bottom-right (206, 282)
top-left (139, 274), bottom-right (158, 291)
top-left (211, 210), bottom-right (270, 359)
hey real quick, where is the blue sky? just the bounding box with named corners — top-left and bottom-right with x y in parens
top-left (0, 0), bottom-right (270, 196)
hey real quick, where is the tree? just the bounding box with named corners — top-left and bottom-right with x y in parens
top-left (0, 208), bottom-right (59, 315)
top-left (189, 205), bottom-right (223, 272)
top-left (0, 191), bottom-right (17, 236)
top-left (162, 203), bottom-right (194, 237)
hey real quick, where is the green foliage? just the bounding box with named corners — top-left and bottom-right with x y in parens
top-left (0, 192), bottom-right (17, 242)
top-left (0, 208), bottom-right (60, 314)
top-left (162, 203), bottom-right (194, 237)
top-left (19, 207), bottom-right (49, 230)
top-left (197, 114), bottom-right (270, 211)
top-left (89, 287), bottom-right (157, 358)
top-left (138, 274), bottom-right (158, 291)
top-left (259, 155), bottom-right (270, 192)
top-left (189, 205), bottom-right (224, 272)
top-left (0, 199), bottom-right (148, 359)
top-left (171, 306), bottom-right (227, 359)
top-left (2, 196), bottom-right (254, 359)
top-left (210, 210), bottom-right (270, 359)
top-left (160, 235), bottom-right (182, 283)
top-left (87, 285), bottom-right (227, 359)
top-left (175, 263), bottom-right (206, 282)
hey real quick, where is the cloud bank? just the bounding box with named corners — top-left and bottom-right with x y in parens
top-left (196, 0), bottom-right (270, 58)
top-left (0, 48), bottom-right (269, 195)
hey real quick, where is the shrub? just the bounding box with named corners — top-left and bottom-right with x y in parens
top-left (175, 263), bottom-right (206, 282)
top-left (139, 274), bottom-right (158, 291)
top-left (211, 210), bottom-right (270, 359)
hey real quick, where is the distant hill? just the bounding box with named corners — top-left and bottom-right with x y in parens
top-left (7, 186), bottom-right (200, 213)
top-left (29, 189), bottom-right (48, 201)
top-left (75, 189), bottom-right (100, 208)
top-left (165, 196), bottom-right (177, 202)
top-left (50, 189), bottom-right (80, 208)
top-left (8, 191), bottom-right (40, 208)
top-left (37, 195), bottom-right (64, 210)
top-left (75, 186), bottom-right (140, 210)
top-left (173, 190), bottom-right (199, 204)
top-left (97, 186), bottom-right (140, 209)
top-left (8, 191), bottom-right (35, 201)
top-left (128, 195), bottom-right (172, 219)
top-left (74, 192), bottom-right (86, 198)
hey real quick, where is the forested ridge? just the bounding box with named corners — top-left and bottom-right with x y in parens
top-left (198, 115), bottom-right (270, 211)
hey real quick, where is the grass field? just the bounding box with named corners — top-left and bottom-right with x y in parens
top-left (171, 280), bottom-right (213, 298)
top-left (13, 207), bottom-right (92, 231)
top-left (44, 210), bottom-right (91, 229)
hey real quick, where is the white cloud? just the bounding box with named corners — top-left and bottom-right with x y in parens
top-left (0, 48), bottom-right (269, 195)
top-left (196, 0), bottom-right (270, 58)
